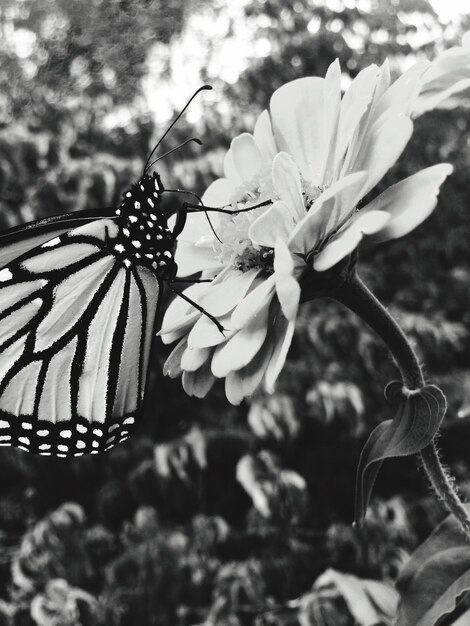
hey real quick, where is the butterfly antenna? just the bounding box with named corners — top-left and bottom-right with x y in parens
top-left (146, 138), bottom-right (202, 171)
top-left (143, 85), bottom-right (212, 175)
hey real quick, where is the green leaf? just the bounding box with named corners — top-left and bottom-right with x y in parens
top-left (355, 382), bottom-right (446, 523)
top-left (395, 505), bottom-right (470, 626)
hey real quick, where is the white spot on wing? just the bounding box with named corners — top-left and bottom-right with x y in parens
top-left (0, 269), bottom-right (12, 282)
top-left (42, 237), bottom-right (61, 248)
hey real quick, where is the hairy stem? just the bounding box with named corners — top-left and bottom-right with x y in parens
top-left (332, 272), bottom-right (470, 534)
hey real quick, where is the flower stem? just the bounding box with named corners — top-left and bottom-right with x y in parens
top-left (332, 272), bottom-right (470, 534)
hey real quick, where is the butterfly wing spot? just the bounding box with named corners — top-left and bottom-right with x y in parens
top-left (0, 269), bottom-right (13, 282)
top-left (0, 412), bottom-right (137, 456)
top-left (41, 237), bottom-right (61, 249)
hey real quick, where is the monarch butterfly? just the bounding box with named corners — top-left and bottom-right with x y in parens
top-left (0, 87), bottom-right (268, 458)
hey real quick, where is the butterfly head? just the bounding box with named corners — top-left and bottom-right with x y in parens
top-left (114, 172), bottom-right (177, 277)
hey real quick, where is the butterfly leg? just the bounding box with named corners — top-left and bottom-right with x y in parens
top-left (181, 199), bottom-right (272, 215)
top-left (167, 282), bottom-right (226, 335)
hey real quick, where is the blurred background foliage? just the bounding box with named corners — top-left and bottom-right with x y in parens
top-left (0, 0), bottom-right (470, 624)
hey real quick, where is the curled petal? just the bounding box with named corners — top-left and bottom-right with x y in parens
top-left (313, 210), bottom-right (390, 272)
top-left (274, 238), bottom-right (300, 322)
top-left (363, 163), bottom-right (453, 242)
top-left (231, 133), bottom-right (263, 182)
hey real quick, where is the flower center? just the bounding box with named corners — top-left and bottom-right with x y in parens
top-left (211, 168), bottom-right (323, 274)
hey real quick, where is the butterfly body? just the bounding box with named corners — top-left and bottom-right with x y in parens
top-left (113, 172), bottom-right (176, 278)
top-left (0, 171), bottom-right (176, 457)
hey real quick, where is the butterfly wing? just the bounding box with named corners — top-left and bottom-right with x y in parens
top-left (0, 209), bottom-right (115, 270)
top-left (0, 218), bottom-right (160, 457)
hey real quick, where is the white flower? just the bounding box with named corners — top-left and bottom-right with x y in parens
top-left (412, 31), bottom-right (470, 116)
top-left (159, 51), bottom-right (461, 405)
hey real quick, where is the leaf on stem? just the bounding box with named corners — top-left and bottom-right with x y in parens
top-left (395, 504), bottom-right (470, 626)
top-left (355, 381), bottom-right (446, 524)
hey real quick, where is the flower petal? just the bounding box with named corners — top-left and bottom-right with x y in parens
top-left (253, 110), bottom-right (277, 160)
top-left (182, 361), bottom-right (215, 398)
top-left (163, 337), bottom-right (187, 378)
top-left (264, 314), bottom-right (295, 393)
top-left (211, 303), bottom-right (271, 378)
top-left (198, 268), bottom-right (260, 317)
top-left (175, 241), bottom-right (223, 277)
top-left (313, 210), bottom-right (390, 271)
top-left (223, 149), bottom-right (242, 184)
top-left (159, 312), bottom-right (200, 345)
top-left (248, 201), bottom-right (292, 247)
top-left (349, 114), bottom-right (413, 199)
top-left (270, 77), bottom-right (332, 185)
top-left (334, 64), bottom-right (381, 173)
top-left (202, 178), bottom-right (235, 206)
top-left (159, 284), bottom-right (208, 341)
top-left (274, 238), bottom-right (300, 322)
top-left (231, 133), bottom-right (263, 182)
top-left (181, 345), bottom-right (212, 372)
top-left (224, 338), bottom-right (274, 405)
top-left (188, 312), bottom-right (233, 349)
top-left (374, 61), bottom-right (429, 120)
top-left (288, 171), bottom-right (368, 256)
top-left (272, 153), bottom-right (305, 222)
top-left (362, 163), bottom-right (453, 242)
top-left (231, 275), bottom-right (276, 330)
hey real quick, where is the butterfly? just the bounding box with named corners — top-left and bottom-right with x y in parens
top-left (0, 86), bottom-right (231, 458)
